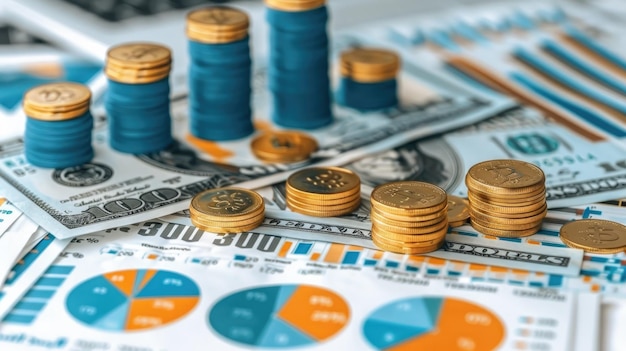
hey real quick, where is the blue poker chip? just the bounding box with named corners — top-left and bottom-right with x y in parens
top-left (190, 119), bottom-right (254, 141)
top-left (337, 78), bottom-right (398, 111)
top-left (266, 6), bottom-right (328, 30)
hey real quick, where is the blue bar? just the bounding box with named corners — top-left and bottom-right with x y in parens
top-left (487, 279), bottom-right (504, 283)
top-left (23, 289), bottom-right (55, 299)
top-left (499, 237), bottom-right (522, 243)
top-left (426, 269), bottom-right (439, 275)
top-left (2, 314), bottom-right (35, 324)
top-left (294, 243), bottom-right (312, 255)
top-left (406, 266), bottom-right (419, 272)
top-left (509, 280), bottom-right (524, 285)
top-left (234, 255), bottom-right (246, 261)
top-left (604, 266), bottom-right (618, 272)
top-left (529, 282), bottom-right (544, 287)
top-left (536, 229), bottom-right (561, 237)
top-left (581, 270), bottom-right (601, 277)
top-left (34, 277), bottom-right (65, 287)
top-left (364, 259), bottom-right (377, 266)
top-left (385, 261), bottom-right (399, 268)
top-left (13, 301), bottom-right (46, 312)
top-left (590, 256), bottom-right (609, 263)
top-left (342, 251), bottom-right (360, 265)
top-left (541, 242), bottom-right (567, 248)
top-left (454, 230), bottom-right (478, 237)
top-left (471, 277), bottom-right (485, 282)
top-left (45, 265), bottom-right (74, 275)
top-left (448, 271), bottom-right (461, 276)
top-left (548, 275), bottom-right (564, 287)
top-left (6, 235), bottom-right (55, 285)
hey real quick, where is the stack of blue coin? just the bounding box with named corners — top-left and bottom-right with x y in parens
top-left (338, 47), bottom-right (401, 112)
top-left (104, 43), bottom-right (174, 154)
top-left (266, 0), bottom-right (333, 129)
top-left (186, 6), bottom-right (254, 141)
top-left (23, 82), bottom-right (94, 168)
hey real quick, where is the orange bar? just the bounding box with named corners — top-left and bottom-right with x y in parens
top-left (511, 269), bottom-right (529, 276)
top-left (591, 284), bottom-right (601, 293)
top-left (0, 198), bottom-right (5, 207)
top-left (310, 252), bottom-right (321, 261)
top-left (427, 258), bottom-right (446, 265)
top-left (372, 250), bottom-right (384, 260)
top-left (583, 276), bottom-right (592, 282)
top-left (527, 240), bottom-right (541, 245)
top-left (490, 266), bottom-right (508, 273)
top-left (277, 241), bottom-right (292, 258)
top-left (469, 264), bottom-right (487, 272)
top-left (323, 243), bottom-right (345, 263)
top-left (348, 245), bottom-right (363, 251)
top-left (408, 255), bottom-right (426, 263)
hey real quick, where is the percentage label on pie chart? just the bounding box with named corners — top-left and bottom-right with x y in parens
top-left (363, 296), bottom-right (505, 350)
top-left (66, 269), bottom-right (200, 331)
top-left (209, 284), bottom-right (350, 348)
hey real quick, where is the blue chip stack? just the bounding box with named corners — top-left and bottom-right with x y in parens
top-left (104, 43), bottom-right (174, 154)
top-left (337, 48), bottom-right (401, 111)
top-left (23, 82), bottom-right (94, 168)
top-left (186, 6), bottom-right (254, 141)
top-left (265, 0), bottom-right (333, 129)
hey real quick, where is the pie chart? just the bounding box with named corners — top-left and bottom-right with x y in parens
top-left (209, 284), bottom-right (350, 348)
top-left (363, 296), bottom-right (505, 351)
top-left (66, 269), bottom-right (200, 331)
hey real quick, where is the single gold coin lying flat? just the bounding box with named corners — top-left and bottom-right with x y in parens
top-left (190, 187), bottom-right (264, 221)
top-left (446, 195), bottom-right (470, 224)
top-left (371, 181), bottom-right (447, 215)
top-left (107, 43), bottom-right (172, 69)
top-left (265, 0), bottom-right (325, 11)
top-left (251, 131), bottom-right (318, 163)
top-left (340, 48), bottom-right (400, 82)
top-left (287, 167), bottom-right (360, 199)
top-left (559, 219), bottom-right (626, 253)
top-left (466, 159), bottom-right (545, 195)
top-left (23, 82), bottom-right (91, 120)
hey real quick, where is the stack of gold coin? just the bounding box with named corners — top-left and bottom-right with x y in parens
top-left (265, 0), bottom-right (325, 11)
top-left (370, 181), bottom-right (449, 254)
top-left (186, 7), bottom-right (249, 44)
top-left (466, 159), bottom-right (547, 237)
top-left (286, 167), bottom-right (361, 217)
top-left (189, 187), bottom-right (265, 234)
top-left (340, 48), bottom-right (400, 83)
top-left (23, 82), bottom-right (91, 120)
top-left (560, 219), bottom-right (626, 254)
top-left (250, 131), bottom-right (318, 164)
top-left (105, 43), bottom-right (172, 84)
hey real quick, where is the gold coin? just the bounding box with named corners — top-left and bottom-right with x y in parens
top-left (286, 167), bottom-right (360, 199)
top-left (190, 212), bottom-right (264, 228)
top-left (466, 159), bottom-right (545, 195)
top-left (189, 205), bottom-right (265, 226)
top-left (190, 187), bottom-right (264, 221)
top-left (446, 195), bottom-right (469, 224)
top-left (287, 201), bottom-right (360, 217)
top-left (469, 205), bottom-right (547, 224)
top-left (468, 196), bottom-right (546, 215)
top-left (449, 219), bottom-right (468, 228)
top-left (23, 83), bottom-right (91, 120)
top-left (467, 186), bottom-right (546, 201)
top-left (287, 195), bottom-right (360, 212)
top-left (469, 216), bottom-right (543, 231)
top-left (288, 190), bottom-right (360, 206)
top-left (107, 43), bottom-right (172, 70)
top-left (371, 181), bottom-right (447, 215)
top-left (370, 208), bottom-right (445, 227)
top-left (559, 219), bottom-right (626, 253)
top-left (560, 236), bottom-right (625, 254)
top-left (105, 65), bottom-right (171, 84)
top-left (372, 223), bottom-right (449, 242)
top-left (265, 0), bottom-right (325, 11)
top-left (186, 29), bottom-right (249, 44)
top-left (467, 189), bottom-right (546, 207)
top-left (371, 205), bottom-right (448, 222)
top-left (371, 216), bottom-right (448, 235)
top-left (251, 131), bottom-right (318, 163)
top-left (372, 235), bottom-right (444, 254)
top-left (187, 6), bottom-right (249, 32)
top-left (372, 231), bottom-right (445, 248)
top-left (470, 220), bottom-right (541, 237)
top-left (340, 48), bottom-right (400, 82)
top-left (191, 217), bottom-right (265, 234)
top-left (286, 181), bottom-right (360, 201)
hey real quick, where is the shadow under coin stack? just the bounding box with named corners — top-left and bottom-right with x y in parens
top-left (466, 159), bottom-right (547, 237)
top-left (265, 0), bottom-right (333, 129)
top-left (338, 48), bottom-right (400, 111)
top-left (370, 181), bottom-right (449, 254)
top-left (186, 6), bottom-right (254, 141)
top-left (286, 167), bottom-right (361, 217)
top-left (189, 187), bottom-right (265, 234)
top-left (104, 42), bottom-right (173, 154)
top-left (23, 82), bottom-right (94, 168)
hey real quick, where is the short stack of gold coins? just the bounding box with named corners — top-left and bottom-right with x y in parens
top-left (286, 167), bottom-right (361, 217)
top-left (466, 159), bottom-right (547, 237)
top-left (189, 187), bottom-right (265, 234)
top-left (340, 48), bottom-right (400, 83)
top-left (105, 43), bottom-right (172, 84)
top-left (370, 181), bottom-right (449, 254)
top-left (186, 6), bottom-right (249, 44)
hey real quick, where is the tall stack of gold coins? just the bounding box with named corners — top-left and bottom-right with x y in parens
top-left (466, 159), bottom-right (547, 237)
top-left (189, 187), bottom-right (265, 234)
top-left (338, 48), bottom-right (400, 111)
top-left (104, 42), bottom-right (173, 154)
top-left (23, 82), bottom-right (94, 168)
top-left (370, 181), bottom-right (449, 254)
top-left (286, 167), bottom-right (361, 217)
